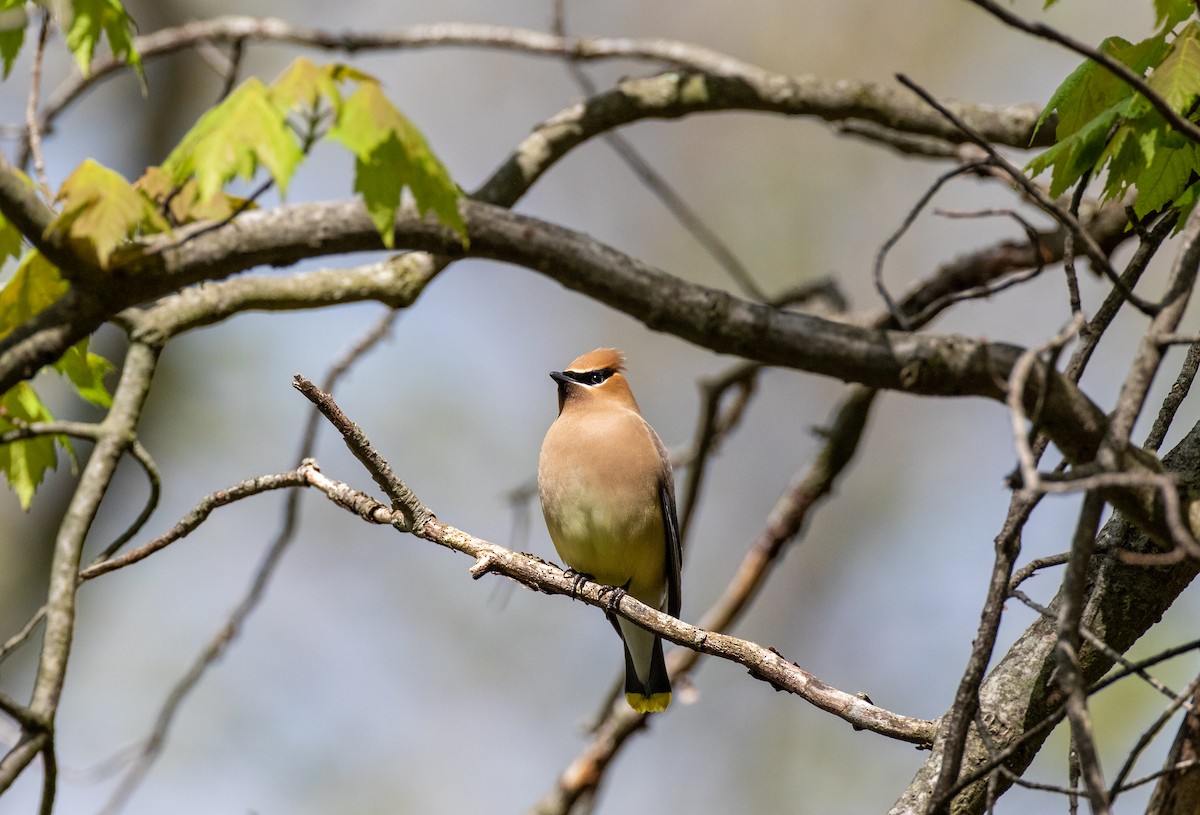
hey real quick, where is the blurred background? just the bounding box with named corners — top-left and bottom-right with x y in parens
top-left (2, 0), bottom-right (1198, 813)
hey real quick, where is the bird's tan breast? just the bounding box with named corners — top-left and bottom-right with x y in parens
top-left (538, 407), bottom-right (668, 603)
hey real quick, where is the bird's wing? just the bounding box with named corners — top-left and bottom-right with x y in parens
top-left (659, 481), bottom-right (682, 619)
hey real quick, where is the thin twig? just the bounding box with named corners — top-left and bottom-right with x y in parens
top-left (1109, 672), bottom-right (1200, 802)
top-left (874, 163), bottom-right (984, 328)
top-left (24, 10), bottom-right (50, 189)
top-left (1144, 341), bottom-right (1200, 453)
top-left (80, 469), bottom-right (310, 581)
top-left (551, 6), bottom-right (766, 301)
top-left (1055, 490), bottom-right (1111, 814)
top-left (895, 73), bottom-right (1152, 315)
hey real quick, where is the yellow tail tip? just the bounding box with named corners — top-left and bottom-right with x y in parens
top-left (626, 692), bottom-right (671, 714)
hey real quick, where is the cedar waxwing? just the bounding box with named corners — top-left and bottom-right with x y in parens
top-left (538, 348), bottom-right (682, 713)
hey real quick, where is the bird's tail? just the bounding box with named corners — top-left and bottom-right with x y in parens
top-left (617, 619), bottom-right (671, 713)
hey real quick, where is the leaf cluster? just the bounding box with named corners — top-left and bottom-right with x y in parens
top-left (1029, 2), bottom-right (1200, 223)
top-left (0, 2), bottom-right (465, 509)
top-left (0, 0), bottom-right (140, 80)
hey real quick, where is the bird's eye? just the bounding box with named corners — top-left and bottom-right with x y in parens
top-left (561, 367), bottom-right (616, 387)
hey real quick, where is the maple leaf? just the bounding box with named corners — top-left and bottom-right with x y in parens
top-left (161, 77), bottom-right (304, 202)
top-left (0, 382), bottom-right (64, 510)
top-left (328, 79), bottom-right (465, 248)
top-left (46, 159), bottom-right (168, 268)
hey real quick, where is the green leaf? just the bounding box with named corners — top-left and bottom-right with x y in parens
top-left (1037, 35), bottom-right (1169, 138)
top-left (1155, 0), bottom-right (1196, 31)
top-left (1173, 178), bottom-right (1200, 225)
top-left (1028, 103), bottom-right (1124, 197)
top-left (327, 80), bottom-right (465, 247)
top-left (46, 159), bottom-right (169, 267)
top-left (0, 382), bottom-right (62, 510)
top-left (1145, 21), bottom-right (1200, 113)
top-left (53, 338), bottom-right (112, 408)
top-left (0, 0), bottom-right (26, 79)
top-left (64, 0), bottom-right (141, 79)
top-left (161, 77), bottom-right (303, 202)
top-left (0, 251), bottom-right (68, 340)
top-left (1097, 118), bottom-right (1151, 201)
top-left (1133, 133), bottom-right (1200, 217)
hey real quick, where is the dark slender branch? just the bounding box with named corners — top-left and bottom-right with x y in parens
top-left (1145, 341), bottom-right (1200, 453)
top-left (964, 0), bottom-right (1200, 146)
top-left (875, 163), bottom-right (985, 328)
top-left (30, 15), bottom-right (1051, 167)
top-left (894, 74), bottom-right (1146, 313)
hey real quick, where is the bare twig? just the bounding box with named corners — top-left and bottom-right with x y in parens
top-left (27, 15), bottom-right (1050, 173)
top-left (874, 163), bottom-right (985, 328)
top-left (24, 10), bottom-right (50, 190)
top-left (1055, 490), bottom-right (1111, 813)
top-left (80, 469), bottom-right (310, 581)
top-left (895, 74), bottom-right (1150, 315)
top-left (289, 377), bottom-right (930, 745)
top-left (1144, 341), bottom-right (1200, 453)
top-left (1110, 673), bottom-right (1200, 803)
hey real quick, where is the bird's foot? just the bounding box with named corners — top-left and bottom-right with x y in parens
top-left (562, 568), bottom-right (593, 601)
top-left (598, 580), bottom-right (631, 615)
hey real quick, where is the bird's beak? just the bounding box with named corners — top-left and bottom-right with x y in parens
top-left (549, 370), bottom-right (571, 385)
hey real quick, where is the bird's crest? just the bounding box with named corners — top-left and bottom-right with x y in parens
top-left (566, 348), bottom-right (626, 373)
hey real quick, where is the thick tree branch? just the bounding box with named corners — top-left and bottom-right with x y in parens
top-left (0, 198), bottom-right (1174, 545)
top-left (890, 419), bottom-right (1200, 815)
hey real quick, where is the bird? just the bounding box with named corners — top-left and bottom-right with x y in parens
top-left (537, 348), bottom-right (682, 713)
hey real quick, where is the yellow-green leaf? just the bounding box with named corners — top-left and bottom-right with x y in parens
top-left (64, 0), bottom-right (141, 80)
top-left (1146, 22), bottom-right (1200, 112)
top-left (46, 159), bottom-right (168, 267)
top-left (53, 338), bottom-right (112, 408)
top-left (0, 0), bottom-right (26, 79)
top-left (0, 382), bottom-right (62, 510)
top-left (270, 57), bottom-right (345, 116)
top-left (0, 209), bottom-right (22, 264)
top-left (1028, 103), bottom-right (1124, 197)
top-left (1155, 0), bottom-right (1196, 32)
top-left (327, 80), bottom-right (465, 247)
top-left (0, 252), bottom-right (67, 340)
top-left (161, 77), bottom-right (303, 202)
top-left (1037, 35), bottom-right (1169, 138)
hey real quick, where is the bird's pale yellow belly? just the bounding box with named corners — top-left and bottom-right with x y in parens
top-left (541, 478), bottom-right (666, 607)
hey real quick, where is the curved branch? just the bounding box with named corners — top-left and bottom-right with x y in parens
top-left (0, 340), bottom-right (161, 796)
top-left (31, 16), bottom-right (1050, 167)
top-left (1, 198), bottom-right (1168, 538)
